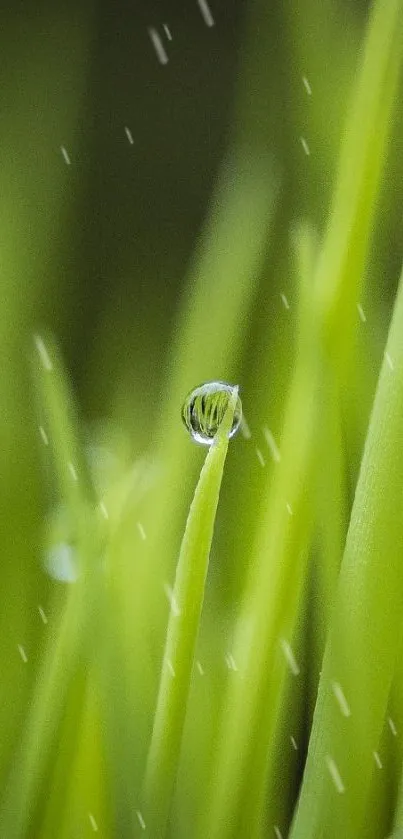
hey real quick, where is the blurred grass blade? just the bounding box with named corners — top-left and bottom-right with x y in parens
top-left (290, 262), bottom-right (403, 839)
top-left (317, 0), bottom-right (403, 361)
top-left (200, 220), bottom-right (320, 839)
top-left (0, 592), bottom-right (86, 839)
top-left (142, 388), bottom-right (239, 836)
top-left (0, 336), bottom-right (98, 838)
top-left (201, 0), bottom-right (403, 834)
top-left (33, 332), bottom-right (95, 552)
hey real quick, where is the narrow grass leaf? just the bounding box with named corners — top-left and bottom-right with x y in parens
top-left (142, 387), bottom-right (240, 836)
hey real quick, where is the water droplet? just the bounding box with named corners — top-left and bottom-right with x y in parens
top-left (181, 382), bottom-right (242, 446)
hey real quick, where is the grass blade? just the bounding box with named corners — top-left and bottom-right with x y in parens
top-left (290, 263), bottom-right (403, 838)
top-left (141, 387), bottom-right (240, 836)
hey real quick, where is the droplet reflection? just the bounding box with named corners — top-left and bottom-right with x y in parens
top-left (182, 381), bottom-right (242, 446)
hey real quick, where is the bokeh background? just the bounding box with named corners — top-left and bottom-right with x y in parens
top-left (1, 1), bottom-right (403, 837)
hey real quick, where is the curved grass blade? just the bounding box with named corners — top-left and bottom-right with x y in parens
top-left (0, 336), bottom-right (98, 839)
top-left (141, 387), bottom-right (240, 837)
top-left (290, 262), bottom-right (403, 838)
top-left (316, 0), bottom-right (403, 362)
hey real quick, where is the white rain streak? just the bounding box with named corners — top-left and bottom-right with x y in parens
top-left (163, 582), bottom-right (181, 617)
top-left (331, 681), bottom-right (351, 718)
top-left (225, 653), bottom-right (238, 672)
top-left (18, 644), bottom-right (28, 663)
top-left (385, 351), bottom-right (394, 371)
top-left (163, 23), bottom-right (172, 40)
top-left (373, 751), bottom-right (383, 769)
top-left (240, 415), bottom-right (251, 440)
top-left (38, 605), bottom-right (48, 625)
top-left (68, 461), bottom-right (78, 482)
top-left (389, 717), bottom-right (398, 737)
top-left (291, 735), bottom-right (298, 751)
top-left (280, 639), bottom-right (300, 676)
top-left (125, 126), bottom-right (134, 145)
top-left (302, 75), bottom-right (312, 95)
top-left (100, 500), bottom-right (109, 520)
top-left (60, 145), bottom-right (71, 165)
top-left (286, 502), bottom-right (293, 516)
top-left (263, 426), bottom-right (281, 463)
top-left (136, 811), bottom-right (146, 830)
top-left (357, 303), bottom-right (367, 323)
top-left (197, 0), bottom-right (215, 27)
top-left (300, 136), bottom-right (310, 156)
top-left (281, 293), bottom-right (290, 310)
top-left (88, 813), bottom-right (99, 832)
top-left (148, 27), bottom-right (169, 65)
top-left (137, 521), bottom-right (147, 541)
top-left (196, 660), bottom-right (205, 675)
top-left (274, 827), bottom-right (283, 839)
top-left (325, 755), bottom-right (345, 794)
top-left (167, 658), bottom-right (175, 677)
top-left (34, 335), bottom-right (53, 371)
top-left (256, 447), bottom-right (266, 467)
top-left (39, 425), bottom-right (49, 446)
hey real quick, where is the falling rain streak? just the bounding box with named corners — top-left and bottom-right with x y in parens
top-left (34, 335), bottom-right (52, 371)
top-left (166, 658), bottom-right (175, 677)
top-left (325, 755), bottom-right (345, 794)
top-left (148, 27), bottom-right (169, 65)
top-left (136, 811), bottom-right (146, 830)
top-left (300, 136), bottom-right (310, 156)
top-left (389, 717), bottom-right (398, 737)
top-left (302, 75), bottom-right (312, 95)
top-left (68, 461), bottom-right (78, 482)
top-left (125, 126), bottom-right (134, 145)
top-left (88, 813), bottom-right (98, 832)
top-left (197, 0), bottom-right (215, 27)
top-left (163, 583), bottom-right (181, 617)
top-left (357, 302), bottom-right (367, 323)
top-left (280, 639), bottom-right (300, 676)
top-left (38, 605), bottom-right (48, 625)
top-left (263, 426), bottom-right (281, 463)
top-left (137, 521), bottom-right (146, 541)
top-left (39, 425), bottom-right (49, 446)
top-left (373, 751), bottom-right (383, 769)
top-left (60, 145), bottom-right (71, 165)
top-left (225, 653), bottom-right (238, 672)
top-left (331, 681), bottom-right (351, 717)
top-left (100, 500), bottom-right (109, 520)
top-left (18, 645), bottom-right (27, 663)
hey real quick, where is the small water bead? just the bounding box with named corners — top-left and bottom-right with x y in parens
top-left (182, 381), bottom-right (242, 445)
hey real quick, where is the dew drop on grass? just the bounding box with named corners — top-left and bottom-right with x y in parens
top-left (181, 381), bottom-right (242, 446)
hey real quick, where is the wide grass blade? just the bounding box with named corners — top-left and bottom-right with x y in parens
top-left (290, 262), bottom-right (403, 838)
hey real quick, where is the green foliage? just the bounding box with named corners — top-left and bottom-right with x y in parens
top-left (1, 1), bottom-right (403, 838)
